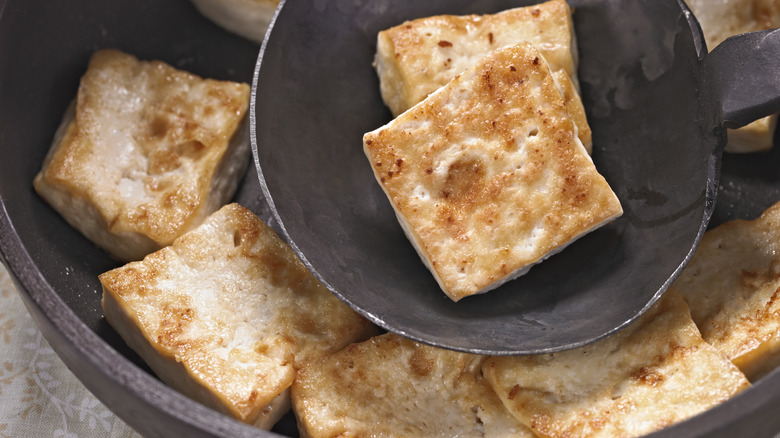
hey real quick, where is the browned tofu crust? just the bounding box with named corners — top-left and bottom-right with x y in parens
top-left (364, 42), bottom-right (621, 301)
top-left (291, 333), bottom-right (535, 438)
top-left (100, 203), bottom-right (376, 428)
top-left (35, 49), bottom-right (251, 261)
top-left (674, 200), bottom-right (780, 380)
top-left (374, 0), bottom-right (592, 151)
top-left (483, 290), bottom-right (750, 438)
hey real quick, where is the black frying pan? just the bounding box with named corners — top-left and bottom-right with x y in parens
top-left (254, 0), bottom-right (780, 355)
top-left (1, 0), bottom-right (780, 437)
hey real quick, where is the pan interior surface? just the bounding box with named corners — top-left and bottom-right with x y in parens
top-left (253, 0), bottom-right (719, 354)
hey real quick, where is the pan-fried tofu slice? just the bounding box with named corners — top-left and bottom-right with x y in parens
top-left (673, 200), bottom-right (780, 380)
top-left (291, 333), bottom-right (535, 438)
top-left (375, 0), bottom-right (592, 152)
top-left (190, 0), bottom-right (280, 44)
top-left (34, 49), bottom-right (251, 262)
top-left (99, 203), bottom-right (376, 429)
top-left (483, 290), bottom-right (750, 438)
top-left (363, 42), bottom-right (622, 301)
top-left (686, 0), bottom-right (780, 153)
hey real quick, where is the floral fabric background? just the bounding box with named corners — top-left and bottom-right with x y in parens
top-left (0, 264), bottom-right (142, 438)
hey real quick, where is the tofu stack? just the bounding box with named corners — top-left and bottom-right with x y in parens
top-left (674, 200), bottom-right (780, 380)
top-left (34, 49), bottom-right (252, 262)
top-left (364, 41), bottom-right (622, 301)
top-left (374, 0), bottom-right (592, 153)
top-left (99, 203), bottom-right (376, 429)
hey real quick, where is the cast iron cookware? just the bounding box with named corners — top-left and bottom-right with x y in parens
top-left (254, 0), bottom-right (780, 355)
top-left (0, 0), bottom-right (779, 437)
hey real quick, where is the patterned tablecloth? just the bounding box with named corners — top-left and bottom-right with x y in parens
top-left (0, 263), bottom-right (143, 438)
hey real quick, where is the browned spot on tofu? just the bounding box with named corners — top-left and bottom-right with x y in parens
top-left (632, 366), bottom-right (665, 387)
top-left (439, 154), bottom-right (486, 203)
top-left (409, 348), bottom-right (435, 377)
top-left (176, 140), bottom-right (206, 159)
top-left (148, 149), bottom-right (181, 174)
top-left (149, 116), bottom-right (168, 138)
top-left (508, 384), bottom-right (521, 400)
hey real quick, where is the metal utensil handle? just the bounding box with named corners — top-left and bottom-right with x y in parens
top-left (705, 28), bottom-right (780, 129)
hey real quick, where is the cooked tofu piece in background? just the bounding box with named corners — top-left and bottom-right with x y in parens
top-left (190, 0), bottom-right (280, 44)
top-left (483, 290), bottom-right (750, 438)
top-left (673, 200), bottom-right (780, 380)
top-left (291, 333), bottom-right (536, 438)
top-left (99, 203), bottom-right (376, 429)
top-left (34, 49), bottom-right (252, 262)
top-left (686, 0), bottom-right (780, 153)
top-left (374, 0), bottom-right (592, 153)
top-left (364, 42), bottom-right (622, 301)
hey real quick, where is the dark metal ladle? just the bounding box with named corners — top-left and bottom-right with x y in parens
top-left (252, 0), bottom-right (780, 354)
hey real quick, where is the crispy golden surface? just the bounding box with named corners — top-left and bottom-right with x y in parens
top-left (291, 333), bottom-right (535, 438)
top-left (673, 200), bottom-right (780, 380)
top-left (483, 290), bottom-right (750, 438)
top-left (100, 203), bottom-right (376, 428)
top-left (374, 0), bottom-right (591, 152)
top-left (364, 42), bottom-right (622, 301)
top-left (34, 49), bottom-right (251, 261)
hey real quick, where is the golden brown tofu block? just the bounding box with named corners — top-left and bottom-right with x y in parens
top-left (483, 290), bottom-right (750, 438)
top-left (99, 203), bottom-right (376, 429)
top-left (686, 0), bottom-right (780, 153)
top-left (291, 333), bottom-right (535, 438)
top-left (34, 49), bottom-right (251, 261)
top-left (364, 42), bottom-right (622, 301)
top-left (673, 200), bottom-right (780, 380)
top-left (375, 0), bottom-right (592, 152)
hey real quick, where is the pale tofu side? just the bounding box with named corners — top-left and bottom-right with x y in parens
top-left (483, 290), bottom-right (750, 438)
top-left (34, 49), bottom-right (251, 262)
top-left (291, 333), bottom-right (536, 438)
top-left (673, 200), bottom-right (780, 380)
top-left (686, 0), bottom-right (780, 153)
top-left (190, 0), bottom-right (280, 44)
top-left (364, 42), bottom-right (622, 301)
top-left (99, 203), bottom-right (376, 429)
top-left (374, 0), bottom-right (592, 152)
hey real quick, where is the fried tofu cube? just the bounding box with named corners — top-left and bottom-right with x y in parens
top-left (34, 49), bottom-right (252, 261)
top-left (483, 290), bottom-right (750, 438)
top-left (363, 42), bottom-right (622, 301)
top-left (673, 200), bottom-right (780, 380)
top-left (374, 0), bottom-right (592, 152)
top-left (99, 203), bottom-right (376, 429)
top-left (291, 333), bottom-right (535, 438)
